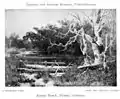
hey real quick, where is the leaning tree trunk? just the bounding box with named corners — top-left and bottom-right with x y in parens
top-left (82, 35), bottom-right (89, 65)
top-left (92, 25), bottom-right (104, 64)
top-left (91, 42), bottom-right (102, 64)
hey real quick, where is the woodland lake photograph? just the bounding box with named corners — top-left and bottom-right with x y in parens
top-left (5, 9), bottom-right (116, 87)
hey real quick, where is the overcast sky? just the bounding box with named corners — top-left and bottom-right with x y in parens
top-left (5, 9), bottom-right (92, 38)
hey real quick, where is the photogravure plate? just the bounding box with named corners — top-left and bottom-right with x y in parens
top-left (0, 0), bottom-right (120, 99)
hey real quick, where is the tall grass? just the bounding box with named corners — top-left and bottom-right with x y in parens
top-left (5, 56), bottom-right (20, 86)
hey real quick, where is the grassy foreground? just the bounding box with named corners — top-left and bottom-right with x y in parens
top-left (5, 55), bottom-right (116, 86)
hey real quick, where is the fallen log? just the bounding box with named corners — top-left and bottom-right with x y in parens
top-left (18, 60), bottom-right (116, 72)
top-left (77, 60), bottom-right (116, 69)
top-left (25, 64), bottom-right (71, 69)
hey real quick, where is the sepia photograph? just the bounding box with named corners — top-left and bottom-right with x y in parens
top-left (5, 9), bottom-right (116, 87)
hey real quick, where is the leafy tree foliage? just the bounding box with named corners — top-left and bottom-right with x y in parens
top-left (6, 33), bottom-right (26, 49)
top-left (23, 20), bottom-right (84, 56)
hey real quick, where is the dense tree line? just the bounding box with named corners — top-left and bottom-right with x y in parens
top-left (5, 33), bottom-right (32, 49)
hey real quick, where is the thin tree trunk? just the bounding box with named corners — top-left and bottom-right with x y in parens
top-left (103, 34), bottom-right (108, 68)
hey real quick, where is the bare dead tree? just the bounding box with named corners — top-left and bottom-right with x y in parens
top-left (62, 9), bottom-right (116, 69)
top-left (81, 9), bottom-right (116, 68)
